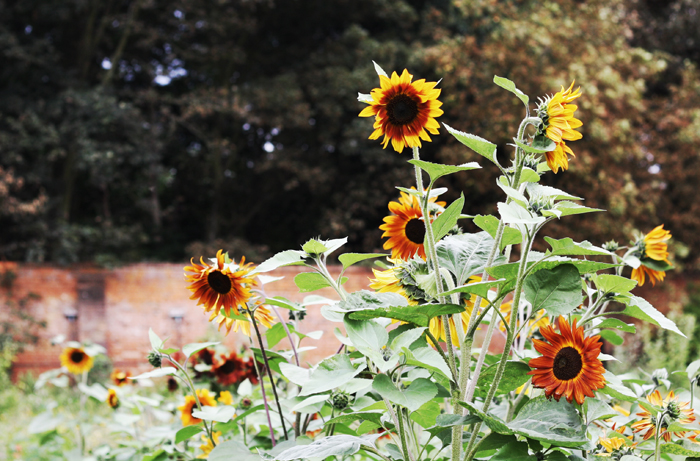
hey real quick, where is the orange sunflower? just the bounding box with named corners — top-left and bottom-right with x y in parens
top-left (631, 225), bottom-right (672, 287)
top-left (536, 81), bottom-right (583, 173)
top-left (106, 388), bottom-right (119, 409)
top-left (110, 369), bottom-right (131, 386)
top-left (184, 250), bottom-right (256, 318)
top-left (359, 68), bottom-right (443, 153)
top-left (178, 388), bottom-right (218, 426)
top-left (631, 390), bottom-right (695, 441)
top-left (380, 191), bottom-right (444, 261)
top-left (528, 316), bottom-right (606, 405)
top-left (60, 346), bottom-right (94, 375)
top-left (212, 303), bottom-right (275, 337)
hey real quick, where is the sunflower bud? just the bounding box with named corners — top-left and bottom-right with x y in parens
top-left (240, 397), bottom-right (252, 410)
top-left (667, 400), bottom-right (682, 420)
top-left (331, 391), bottom-right (351, 410)
top-left (602, 240), bottom-right (619, 252)
top-left (147, 351), bottom-right (162, 368)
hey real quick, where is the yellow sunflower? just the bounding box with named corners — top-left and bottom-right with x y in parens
top-left (369, 262), bottom-right (417, 305)
top-left (631, 390), bottom-right (694, 441)
top-left (428, 276), bottom-right (486, 346)
top-left (379, 191), bottom-right (444, 261)
top-left (218, 390), bottom-right (234, 405)
top-left (528, 316), bottom-right (606, 405)
top-left (184, 250), bottom-right (256, 318)
top-left (598, 435), bottom-right (625, 455)
top-left (106, 388), bottom-right (119, 409)
top-left (110, 369), bottom-right (131, 386)
top-left (60, 346), bottom-right (94, 375)
top-left (536, 81), bottom-right (583, 173)
top-left (178, 389), bottom-right (218, 426)
top-left (631, 225), bottom-right (672, 287)
top-left (197, 431), bottom-right (221, 459)
top-left (213, 303), bottom-right (274, 337)
top-left (359, 68), bottom-right (443, 153)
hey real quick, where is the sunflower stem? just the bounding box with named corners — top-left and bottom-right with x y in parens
top-left (250, 309), bottom-right (289, 441)
top-left (397, 404), bottom-right (415, 461)
top-left (248, 345), bottom-right (276, 446)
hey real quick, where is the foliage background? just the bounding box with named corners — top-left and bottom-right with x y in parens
top-left (1, 0), bottom-right (699, 268)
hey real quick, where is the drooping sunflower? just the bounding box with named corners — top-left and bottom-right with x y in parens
top-left (110, 369), bottom-right (131, 386)
top-left (359, 68), bottom-right (443, 153)
top-left (106, 388), bottom-right (119, 409)
top-left (631, 225), bottom-right (672, 287)
top-left (212, 303), bottom-right (275, 337)
top-left (178, 388), bottom-right (218, 426)
top-left (184, 250), bottom-right (256, 318)
top-left (528, 316), bottom-right (606, 405)
top-left (535, 81), bottom-right (583, 173)
top-left (379, 191), bottom-right (445, 261)
top-left (197, 431), bottom-right (222, 459)
top-left (60, 346), bottom-right (94, 375)
top-left (631, 390), bottom-right (695, 441)
top-left (369, 261), bottom-right (419, 305)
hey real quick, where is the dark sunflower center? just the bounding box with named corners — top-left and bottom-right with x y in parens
top-left (207, 270), bottom-right (232, 294)
top-left (404, 218), bottom-right (426, 244)
top-left (552, 346), bottom-right (583, 381)
top-left (70, 351), bottom-right (85, 363)
top-left (218, 360), bottom-right (237, 375)
top-left (386, 93), bottom-right (419, 126)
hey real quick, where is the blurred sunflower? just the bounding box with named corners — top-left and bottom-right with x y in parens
top-left (106, 388), bottom-right (119, 409)
top-left (379, 191), bottom-right (445, 261)
top-left (60, 346), bottom-right (94, 375)
top-left (212, 303), bottom-right (274, 337)
top-left (184, 250), bottom-right (256, 318)
top-left (212, 351), bottom-right (246, 386)
top-left (110, 369), bottom-right (131, 386)
top-left (631, 390), bottom-right (694, 441)
top-left (178, 389), bottom-right (218, 426)
top-left (218, 390), bottom-right (234, 405)
top-left (631, 225), bottom-right (672, 287)
top-left (359, 68), bottom-right (443, 153)
top-left (535, 81), bottom-right (583, 173)
top-left (197, 431), bottom-right (221, 459)
top-left (598, 435), bottom-right (625, 455)
top-left (528, 316), bottom-right (606, 405)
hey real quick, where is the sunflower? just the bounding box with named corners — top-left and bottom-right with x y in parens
top-left (528, 316), bottom-right (606, 405)
top-left (631, 225), bottom-right (672, 287)
top-left (218, 390), bottom-right (234, 405)
top-left (359, 68), bottom-right (443, 153)
top-left (60, 346), bottom-right (94, 375)
top-left (178, 389), bottom-right (218, 426)
top-left (631, 390), bottom-right (694, 441)
top-left (369, 262), bottom-right (418, 305)
top-left (535, 81), bottom-right (583, 173)
top-left (184, 250), bottom-right (256, 318)
top-left (379, 191), bottom-right (445, 261)
top-left (428, 276), bottom-right (486, 346)
top-left (213, 303), bottom-right (275, 337)
top-left (106, 388), bottom-right (119, 409)
top-left (197, 431), bottom-right (221, 459)
top-left (598, 435), bottom-right (625, 455)
top-left (110, 369), bottom-right (131, 386)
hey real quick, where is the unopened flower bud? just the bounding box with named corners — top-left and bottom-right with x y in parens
top-left (147, 351), bottom-right (162, 368)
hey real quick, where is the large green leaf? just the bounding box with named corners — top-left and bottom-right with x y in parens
top-left (441, 278), bottom-right (506, 299)
top-left (599, 370), bottom-right (637, 402)
top-left (432, 194), bottom-right (465, 241)
top-left (498, 202), bottom-right (545, 231)
top-left (408, 160), bottom-right (481, 184)
top-left (182, 341), bottom-right (220, 359)
top-left (493, 76), bottom-right (529, 106)
top-left (473, 214), bottom-right (522, 251)
top-left (475, 433), bottom-right (518, 454)
top-left (372, 375), bottom-right (438, 412)
top-left (660, 441), bottom-right (700, 456)
top-left (337, 253), bottom-right (387, 270)
top-left (347, 303), bottom-right (464, 327)
top-left (436, 232), bottom-right (498, 285)
top-left (550, 201), bottom-right (604, 217)
top-left (595, 318), bottom-right (636, 334)
top-left (272, 434), bottom-right (380, 460)
top-left (443, 123), bottom-right (499, 166)
top-left (403, 347), bottom-right (453, 381)
top-left (544, 237), bottom-right (612, 257)
top-left (344, 318), bottom-right (394, 372)
top-left (508, 397), bottom-right (588, 447)
top-left (523, 264), bottom-right (583, 317)
top-left (616, 294), bottom-right (685, 337)
top-left (457, 400), bottom-right (512, 435)
top-left (476, 361), bottom-right (531, 396)
top-left (300, 355), bottom-right (366, 396)
top-left (174, 426), bottom-right (203, 444)
top-left (491, 441), bottom-right (538, 461)
top-left (526, 183), bottom-right (583, 201)
top-left (257, 250), bottom-right (306, 273)
top-left (326, 411), bottom-right (385, 426)
top-left (592, 274), bottom-right (637, 296)
top-left (410, 400), bottom-right (441, 428)
top-left (336, 290), bottom-right (408, 312)
top-left (294, 272), bottom-right (345, 292)
top-left (585, 398), bottom-right (618, 423)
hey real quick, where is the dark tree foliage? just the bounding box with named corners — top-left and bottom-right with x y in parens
top-left (0, 0), bottom-right (698, 269)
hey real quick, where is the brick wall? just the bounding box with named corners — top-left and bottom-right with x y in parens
top-left (2, 262), bottom-right (374, 380)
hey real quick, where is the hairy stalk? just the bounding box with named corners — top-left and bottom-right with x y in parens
top-left (249, 346), bottom-right (276, 446)
top-left (250, 310), bottom-right (289, 441)
top-left (397, 405), bottom-right (415, 461)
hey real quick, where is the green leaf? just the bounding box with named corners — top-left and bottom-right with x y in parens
top-left (660, 441), bottom-right (700, 456)
top-left (410, 400), bottom-right (441, 428)
top-left (141, 450), bottom-right (168, 461)
top-left (599, 370), bottom-right (637, 402)
top-left (264, 296), bottom-right (305, 312)
top-left (338, 253), bottom-right (387, 270)
top-left (596, 318), bottom-right (636, 334)
top-left (294, 272), bottom-right (332, 292)
top-left (251, 347), bottom-right (286, 374)
top-left (272, 434), bottom-right (381, 460)
top-left (344, 318), bottom-right (394, 372)
top-left (585, 398), bottom-right (618, 423)
top-left (443, 123), bottom-right (499, 166)
top-left (514, 137), bottom-right (552, 154)
top-left (347, 303), bottom-right (464, 327)
top-left (336, 290), bottom-right (408, 312)
top-left (372, 375), bottom-right (437, 412)
top-left (426, 414), bottom-right (481, 438)
top-left (473, 214), bottom-right (522, 251)
top-left (599, 329), bottom-right (624, 345)
top-left (457, 400), bottom-right (513, 435)
top-left (209, 441), bottom-right (261, 461)
top-left (475, 433), bottom-right (518, 454)
top-left (257, 250), bottom-right (306, 273)
top-left (408, 159), bottom-right (481, 184)
top-left (640, 257), bottom-right (673, 272)
top-left (440, 278), bottom-right (506, 299)
top-left (520, 167), bottom-right (541, 184)
top-left (175, 426), bottom-right (203, 444)
top-left (476, 361), bottom-right (531, 396)
top-left (326, 411), bottom-right (385, 426)
top-left (148, 328), bottom-right (163, 351)
top-left (592, 274), bottom-right (638, 296)
top-left (266, 323), bottom-right (290, 349)
top-left (523, 264), bottom-right (583, 317)
top-left (552, 202), bottom-right (604, 217)
top-left (493, 76), bottom-right (529, 106)
top-left (508, 397), bottom-right (588, 447)
top-left (532, 134), bottom-right (555, 151)
top-left (436, 232), bottom-right (498, 285)
top-left (302, 239), bottom-right (329, 255)
top-left (404, 347), bottom-right (453, 380)
top-left (491, 441), bottom-right (538, 461)
top-left (300, 355), bottom-right (366, 396)
top-left (526, 183), bottom-right (583, 201)
top-left (616, 294), bottom-right (685, 337)
top-left (687, 359), bottom-right (700, 380)
top-left (432, 194), bottom-right (465, 241)
top-left (182, 341), bottom-right (220, 359)
top-left (544, 237), bottom-right (612, 257)
top-left (498, 202), bottom-right (545, 229)
top-left (130, 367), bottom-right (177, 380)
